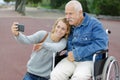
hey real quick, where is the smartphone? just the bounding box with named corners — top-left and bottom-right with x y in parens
top-left (17, 24), bottom-right (24, 32)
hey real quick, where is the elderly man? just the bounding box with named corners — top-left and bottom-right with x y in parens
top-left (50, 0), bottom-right (108, 80)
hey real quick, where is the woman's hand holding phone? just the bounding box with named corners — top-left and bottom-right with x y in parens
top-left (11, 22), bottom-right (19, 36)
top-left (11, 22), bottom-right (24, 36)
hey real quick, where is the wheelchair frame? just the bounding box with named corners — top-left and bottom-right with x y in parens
top-left (92, 50), bottom-right (120, 80)
top-left (52, 29), bottom-right (120, 80)
top-left (92, 29), bottom-right (120, 80)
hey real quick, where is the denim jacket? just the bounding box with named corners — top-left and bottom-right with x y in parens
top-left (67, 13), bottom-right (108, 62)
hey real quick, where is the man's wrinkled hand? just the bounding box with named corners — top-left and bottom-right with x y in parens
top-left (67, 51), bottom-right (74, 62)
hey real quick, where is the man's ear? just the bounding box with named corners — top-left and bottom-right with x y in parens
top-left (79, 10), bottom-right (83, 17)
top-left (79, 10), bottom-right (82, 14)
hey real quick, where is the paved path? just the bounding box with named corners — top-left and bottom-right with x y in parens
top-left (0, 6), bottom-right (120, 80)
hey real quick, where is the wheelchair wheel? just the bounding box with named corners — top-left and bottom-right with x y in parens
top-left (102, 56), bottom-right (120, 80)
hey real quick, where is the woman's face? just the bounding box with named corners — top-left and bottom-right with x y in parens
top-left (54, 20), bottom-right (68, 38)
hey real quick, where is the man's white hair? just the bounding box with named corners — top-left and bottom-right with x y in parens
top-left (65, 0), bottom-right (83, 11)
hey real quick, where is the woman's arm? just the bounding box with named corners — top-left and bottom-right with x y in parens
top-left (11, 22), bottom-right (47, 44)
top-left (15, 31), bottom-right (47, 44)
top-left (42, 38), bottom-right (67, 52)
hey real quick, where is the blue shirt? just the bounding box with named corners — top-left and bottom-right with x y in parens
top-left (67, 13), bottom-right (108, 62)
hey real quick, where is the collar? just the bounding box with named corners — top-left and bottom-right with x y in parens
top-left (72, 13), bottom-right (90, 28)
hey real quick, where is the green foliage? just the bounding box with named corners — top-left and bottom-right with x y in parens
top-left (27, 2), bottom-right (38, 7)
top-left (50, 0), bottom-right (69, 9)
top-left (41, 0), bottom-right (50, 7)
top-left (27, 0), bottom-right (41, 4)
top-left (50, 0), bottom-right (89, 12)
top-left (26, 0), bottom-right (42, 7)
top-left (4, 0), bottom-right (11, 3)
top-left (91, 0), bottom-right (120, 16)
top-left (78, 0), bottom-right (89, 12)
top-left (58, 2), bottom-right (66, 10)
top-left (10, 0), bottom-right (119, 16)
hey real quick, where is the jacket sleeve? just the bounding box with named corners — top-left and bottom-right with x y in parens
top-left (73, 23), bottom-right (109, 61)
top-left (15, 30), bottom-right (47, 44)
top-left (42, 38), bottom-right (67, 52)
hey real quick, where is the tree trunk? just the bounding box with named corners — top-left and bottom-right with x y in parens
top-left (15, 0), bottom-right (26, 15)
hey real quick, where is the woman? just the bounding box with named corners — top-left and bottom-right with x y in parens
top-left (11, 17), bottom-right (70, 80)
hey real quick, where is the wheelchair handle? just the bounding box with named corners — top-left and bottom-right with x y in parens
top-left (106, 29), bottom-right (111, 34)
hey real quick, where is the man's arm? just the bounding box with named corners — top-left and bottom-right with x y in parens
top-left (73, 24), bottom-right (108, 61)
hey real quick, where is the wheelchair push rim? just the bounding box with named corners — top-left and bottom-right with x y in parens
top-left (102, 56), bottom-right (120, 80)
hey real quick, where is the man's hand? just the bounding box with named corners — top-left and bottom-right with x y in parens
top-left (67, 51), bottom-right (74, 62)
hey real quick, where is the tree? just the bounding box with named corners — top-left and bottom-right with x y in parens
top-left (100, 0), bottom-right (120, 16)
top-left (91, 0), bottom-right (120, 16)
top-left (15, 0), bottom-right (26, 15)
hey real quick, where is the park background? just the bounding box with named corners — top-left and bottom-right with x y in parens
top-left (0, 0), bottom-right (120, 80)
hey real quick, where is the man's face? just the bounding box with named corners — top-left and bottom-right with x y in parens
top-left (65, 5), bottom-right (81, 26)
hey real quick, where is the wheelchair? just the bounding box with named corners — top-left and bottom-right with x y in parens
top-left (52, 29), bottom-right (120, 80)
top-left (91, 49), bottom-right (120, 80)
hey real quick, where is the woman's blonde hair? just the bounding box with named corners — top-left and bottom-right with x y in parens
top-left (51, 17), bottom-right (70, 39)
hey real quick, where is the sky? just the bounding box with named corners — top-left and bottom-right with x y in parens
top-left (0, 0), bottom-right (6, 4)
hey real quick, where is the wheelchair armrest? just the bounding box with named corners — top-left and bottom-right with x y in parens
top-left (94, 49), bottom-right (108, 55)
top-left (93, 49), bottom-right (108, 64)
